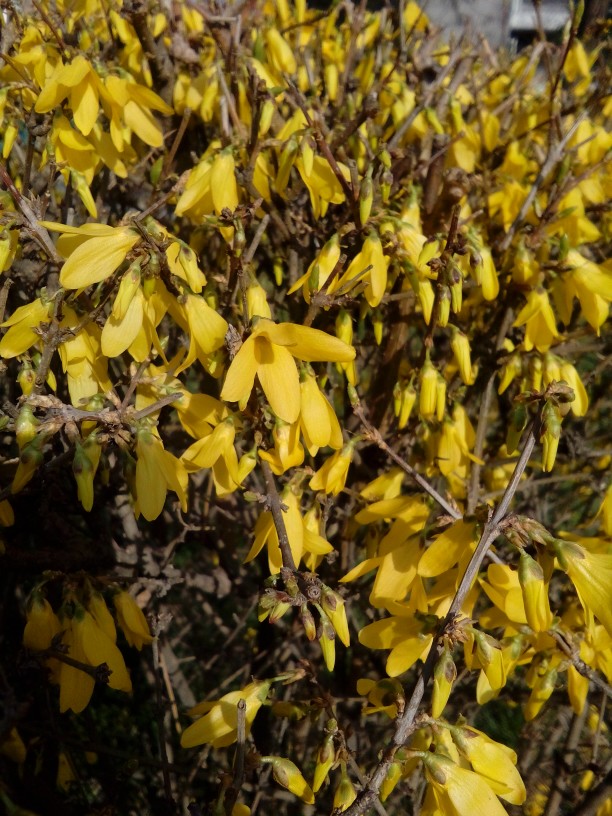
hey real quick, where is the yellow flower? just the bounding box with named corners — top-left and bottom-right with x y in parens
top-left (513, 288), bottom-right (559, 352)
top-left (113, 590), bottom-right (154, 649)
top-left (338, 231), bottom-right (390, 307)
top-left (559, 250), bottom-right (612, 333)
top-left (79, 609), bottom-right (132, 693)
top-left (359, 613), bottom-right (433, 677)
top-left (35, 55), bottom-right (102, 135)
top-left (553, 539), bottom-right (612, 638)
top-left (266, 756), bottom-right (314, 804)
top-left (450, 726), bottom-right (526, 804)
top-left (309, 443), bottom-right (354, 496)
top-left (0, 297), bottom-right (52, 358)
top-left (182, 417), bottom-right (240, 485)
top-left (288, 233), bottom-right (341, 303)
top-left (134, 429), bottom-right (188, 521)
top-left (518, 550), bottom-right (553, 633)
top-left (299, 367), bottom-right (343, 455)
top-left (259, 419), bottom-right (305, 475)
top-left (420, 751), bottom-right (513, 816)
top-left (221, 318), bottom-right (355, 423)
top-left (39, 221), bottom-right (141, 289)
top-left (419, 520), bottom-right (478, 578)
top-left (182, 680), bottom-right (271, 748)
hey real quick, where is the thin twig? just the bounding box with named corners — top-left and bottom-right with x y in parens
top-left (224, 698), bottom-right (247, 815)
top-left (260, 459), bottom-right (297, 572)
top-left (352, 394), bottom-right (462, 521)
top-left (0, 163), bottom-right (62, 262)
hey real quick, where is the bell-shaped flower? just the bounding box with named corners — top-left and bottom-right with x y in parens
top-left (338, 231), bottom-right (390, 307)
top-left (513, 288), bottom-right (559, 352)
top-left (259, 419), bottom-right (305, 475)
top-left (298, 367), bottom-right (343, 455)
top-left (134, 429), bottom-right (188, 521)
top-left (182, 679), bottom-right (271, 748)
top-left (0, 297), bottom-right (52, 358)
top-left (359, 613), bottom-right (433, 677)
top-left (557, 250), bottom-right (612, 333)
top-left (419, 751), bottom-right (512, 816)
top-left (113, 591), bottom-right (154, 649)
top-left (552, 538), bottom-right (612, 638)
top-left (40, 221), bottom-right (141, 289)
top-left (309, 443), bottom-right (355, 496)
top-left (449, 725), bottom-right (526, 804)
top-left (221, 318), bottom-right (355, 423)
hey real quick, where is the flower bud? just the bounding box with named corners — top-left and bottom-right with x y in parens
top-left (541, 400), bottom-right (562, 472)
top-left (432, 648), bottom-right (457, 717)
top-left (265, 756), bottom-right (314, 804)
top-left (111, 261), bottom-right (141, 321)
top-left (419, 357), bottom-right (438, 419)
top-left (518, 550), bottom-right (553, 632)
top-left (300, 605), bottom-right (317, 640)
top-left (359, 172), bottom-right (374, 226)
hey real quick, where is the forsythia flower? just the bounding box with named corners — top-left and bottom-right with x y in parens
top-left (39, 221), bottom-right (141, 289)
top-left (113, 591), bottom-right (154, 649)
top-left (309, 442), bottom-right (354, 496)
top-left (134, 429), bottom-right (188, 521)
top-left (553, 539), bottom-right (612, 637)
top-left (419, 751), bottom-right (515, 816)
top-left (513, 288), bottom-right (559, 352)
top-left (221, 318), bottom-right (355, 423)
top-left (181, 680), bottom-right (271, 748)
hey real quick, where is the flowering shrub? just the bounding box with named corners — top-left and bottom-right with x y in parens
top-left (0, 0), bottom-right (610, 814)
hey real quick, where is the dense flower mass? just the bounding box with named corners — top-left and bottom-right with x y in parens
top-left (0, 0), bottom-right (610, 814)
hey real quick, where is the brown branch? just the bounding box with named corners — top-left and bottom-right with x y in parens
top-left (543, 701), bottom-right (589, 816)
top-left (260, 459), bottom-right (297, 572)
top-left (466, 306), bottom-right (515, 514)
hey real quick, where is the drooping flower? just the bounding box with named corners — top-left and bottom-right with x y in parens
top-left (181, 680), bottom-right (271, 748)
top-left (113, 591), bottom-right (154, 649)
top-left (552, 538), bottom-right (612, 638)
top-left (220, 318), bottom-right (355, 423)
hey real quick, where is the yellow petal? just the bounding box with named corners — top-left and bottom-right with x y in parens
top-left (256, 338), bottom-right (300, 422)
top-left (101, 288), bottom-right (144, 357)
top-left (59, 230), bottom-right (139, 289)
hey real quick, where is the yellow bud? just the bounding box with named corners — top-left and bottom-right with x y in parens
top-left (529, 355), bottom-right (543, 392)
top-left (73, 442), bottom-right (95, 512)
top-left (266, 757), bottom-right (314, 804)
top-left (313, 730), bottom-right (336, 792)
top-left (437, 287), bottom-right (450, 328)
top-left (432, 648), bottom-right (457, 718)
top-left (541, 401), bottom-right (562, 472)
top-left (381, 761), bottom-right (403, 801)
top-left (15, 405), bottom-right (39, 450)
top-left (419, 357), bottom-right (438, 419)
top-left (259, 99), bottom-right (275, 136)
top-left (265, 28), bottom-right (297, 74)
top-left (17, 363), bottom-right (36, 396)
top-left (325, 63), bottom-right (339, 101)
top-left (359, 173), bottom-right (374, 226)
top-left (518, 550), bottom-right (553, 632)
top-left (12, 436), bottom-right (44, 493)
top-left (334, 765), bottom-right (357, 811)
top-left (451, 329), bottom-right (474, 385)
